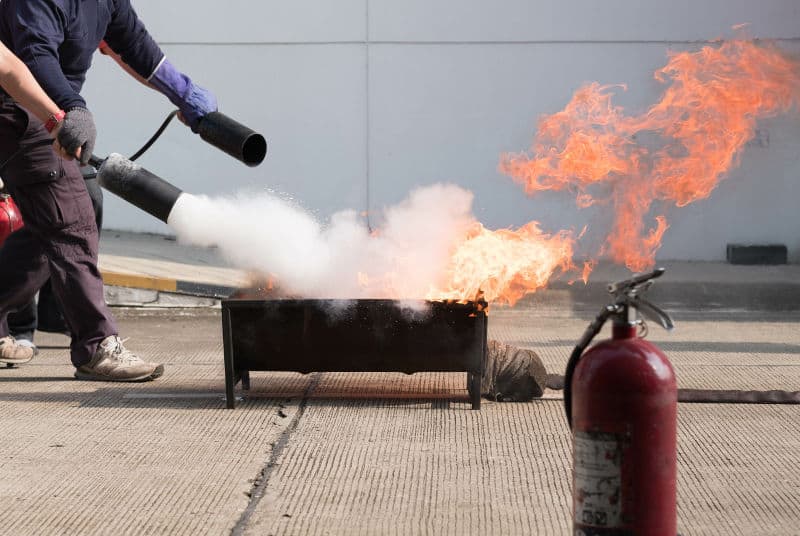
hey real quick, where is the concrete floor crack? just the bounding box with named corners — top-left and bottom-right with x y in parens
top-left (231, 373), bottom-right (321, 536)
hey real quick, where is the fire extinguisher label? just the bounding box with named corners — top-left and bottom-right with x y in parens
top-left (573, 430), bottom-right (631, 534)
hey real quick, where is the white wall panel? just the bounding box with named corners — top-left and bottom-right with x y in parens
top-left (369, 0), bottom-right (800, 42)
top-left (83, 44), bottom-right (367, 233)
top-left (368, 43), bottom-right (800, 262)
top-left (131, 0), bottom-right (366, 43)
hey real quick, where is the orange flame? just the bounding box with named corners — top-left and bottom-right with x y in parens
top-left (500, 39), bottom-right (800, 271)
top-left (581, 260), bottom-right (596, 285)
top-left (430, 221), bottom-right (576, 305)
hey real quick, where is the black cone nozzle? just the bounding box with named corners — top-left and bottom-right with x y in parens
top-left (196, 112), bottom-right (267, 167)
top-left (95, 154), bottom-right (183, 224)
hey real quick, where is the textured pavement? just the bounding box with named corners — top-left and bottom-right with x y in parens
top-left (0, 306), bottom-right (798, 535)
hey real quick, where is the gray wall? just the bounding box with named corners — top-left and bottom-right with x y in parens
top-left (83, 1), bottom-right (800, 262)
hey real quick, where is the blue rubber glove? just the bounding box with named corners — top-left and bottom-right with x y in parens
top-left (149, 59), bottom-right (217, 131)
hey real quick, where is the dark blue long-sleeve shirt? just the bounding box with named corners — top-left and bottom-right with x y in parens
top-left (0, 0), bottom-right (165, 110)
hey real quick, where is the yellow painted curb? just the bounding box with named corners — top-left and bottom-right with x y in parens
top-left (101, 270), bottom-right (178, 293)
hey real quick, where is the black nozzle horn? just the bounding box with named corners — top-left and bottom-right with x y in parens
top-left (96, 154), bottom-right (183, 224)
top-left (196, 112), bottom-right (267, 167)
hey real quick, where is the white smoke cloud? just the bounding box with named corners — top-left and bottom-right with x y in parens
top-left (167, 183), bottom-right (476, 299)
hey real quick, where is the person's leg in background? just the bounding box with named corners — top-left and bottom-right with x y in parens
top-left (0, 224), bottom-right (53, 365)
top-left (1, 290), bottom-right (37, 357)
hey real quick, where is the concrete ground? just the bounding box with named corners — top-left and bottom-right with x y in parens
top-left (0, 301), bottom-right (798, 535)
top-left (2, 231), bottom-right (797, 534)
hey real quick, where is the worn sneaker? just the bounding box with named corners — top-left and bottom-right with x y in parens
top-left (0, 336), bottom-right (37, 365)
top-left (74, 335), bottom-right (164, 382)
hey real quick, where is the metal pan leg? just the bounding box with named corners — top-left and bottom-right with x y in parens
top-left (222, 308), bottom-right (236, 409)
top-left (470, 372), bottom-right (481, 410)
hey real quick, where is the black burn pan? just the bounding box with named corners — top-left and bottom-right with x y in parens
top-left (221, 299), bottom-right (488, 409)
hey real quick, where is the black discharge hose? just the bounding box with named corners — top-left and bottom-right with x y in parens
top-left (129, 110), bottom-right (180, 162)
top-left (563, 305), bottom-right (617, 428)
top-left (85, 111), bottom-right (180, 177)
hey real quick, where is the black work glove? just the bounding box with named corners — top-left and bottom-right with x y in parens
top-left (56, 107), bottom-right (97, 166)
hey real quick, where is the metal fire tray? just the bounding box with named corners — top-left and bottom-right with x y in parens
top-left (221, 299), bottom-right (488, 409)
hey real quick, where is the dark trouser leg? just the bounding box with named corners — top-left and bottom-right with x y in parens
top-left (0, 98), bottom-right (117, 366)
top-left (8, 176), bottom-right (103, 337)
top-left (0, 228), bottom-right (50, 340)
top-left (7, 296), bottom-right (36, 341)
top-left (36, 280), bottom-right (67, 334)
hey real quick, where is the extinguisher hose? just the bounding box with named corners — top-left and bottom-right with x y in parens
top-left (128, 110), bottom-right (180, 163)
top-left (564, 305), bottom-right (617, 428)
top-left (563, 346), bottom-right (583, 429)
top-left (83, 110), bottom-right (180, 179)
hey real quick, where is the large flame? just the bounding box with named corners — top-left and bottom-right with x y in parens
top-left (500, 39), bottom-right (800, 271)
top-left (429, 221), bottom-right (576, 305)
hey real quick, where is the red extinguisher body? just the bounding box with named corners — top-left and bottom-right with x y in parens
top-left (0, 193), bottom-right (24, 247)
top-left (572, 323), bottom-right (677, 535)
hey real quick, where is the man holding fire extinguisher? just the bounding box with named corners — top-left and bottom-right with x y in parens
top-left (0, 0), bottom-right (218, 381)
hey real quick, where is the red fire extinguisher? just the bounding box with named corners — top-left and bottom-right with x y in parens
top-left (0, 192), bottom-right (23, 247)
top-left (564, 268), bottom-right (677, 535)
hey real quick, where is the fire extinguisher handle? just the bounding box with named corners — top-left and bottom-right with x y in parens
top-left (634, 296), bottom-right (675, 331)
top-left (607, 267), bottom-right (666, 295)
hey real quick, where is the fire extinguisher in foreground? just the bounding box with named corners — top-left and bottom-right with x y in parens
top-left (564, 268), bottom-right (677, 536)
top-left (0, 192), bottom-right (23, 247)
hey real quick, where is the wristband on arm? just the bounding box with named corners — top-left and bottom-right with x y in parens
top-left (44, 110), bottom-right (66, 133)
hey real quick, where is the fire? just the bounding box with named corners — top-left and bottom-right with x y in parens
top-left (430, 221), bottom-right (576, 306)
top-left (237, 37), bottom-right (800, 307)
top-left (500, 39), bottom-right (800, 271)
top-left (581, 260), bottom-right (596, 285)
